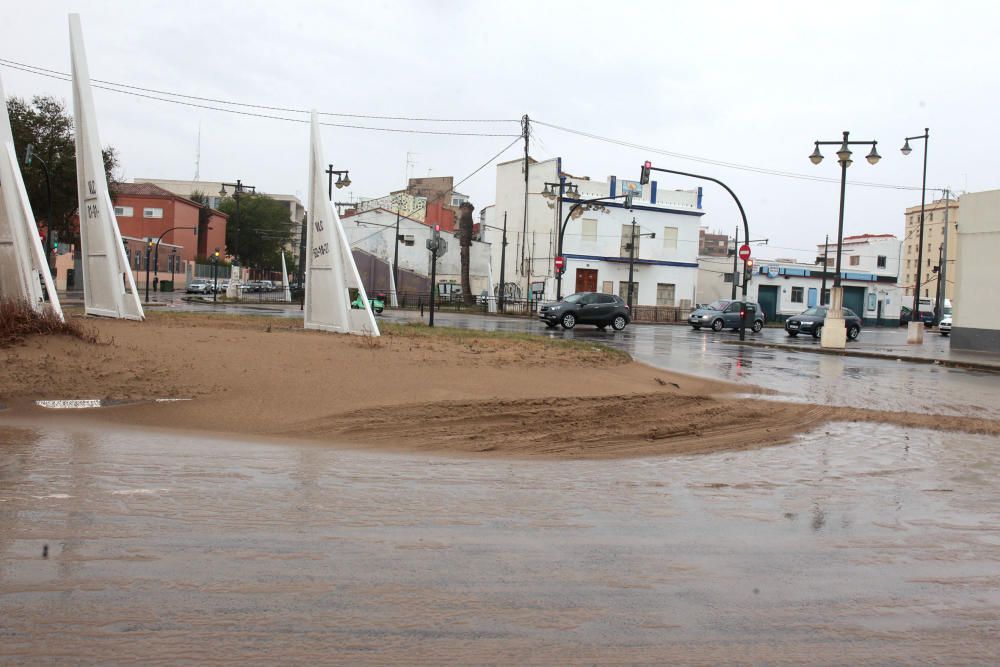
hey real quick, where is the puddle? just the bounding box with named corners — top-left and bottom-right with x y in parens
top-left (34, 398), bottom-right (192, 409)
top-left (1, 420), bottom-right (998, 663)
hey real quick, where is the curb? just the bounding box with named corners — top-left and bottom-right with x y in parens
top-left (722, 340), bottom-right (1000, 373)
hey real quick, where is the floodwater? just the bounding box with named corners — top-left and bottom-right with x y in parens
top-left (2, 420), bottom-right (999, 664)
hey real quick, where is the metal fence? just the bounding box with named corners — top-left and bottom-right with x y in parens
top-left (629, 305), bottom-right (686, 324)
top-left (392, 291), bottom-right (541, 317)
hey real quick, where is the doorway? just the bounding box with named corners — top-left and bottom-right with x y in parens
top-left (575, 268), bottom-right (597, 293)
top-left (757, 285), bottom-right (778, 322)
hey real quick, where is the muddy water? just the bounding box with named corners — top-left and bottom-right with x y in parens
top-left (2, 421), bottom-right (999, 664)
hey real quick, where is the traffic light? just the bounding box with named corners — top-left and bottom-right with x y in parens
top-left (640, 160), bottom-right (651, 185)
top-left (51, 231), bottom-right (59, 254)
top-left (213, 247), bottom-right (221, 260)
top-left (744, 258), bottom-right (754, 283)
top-left (624, 192), bottom-right (634, 209)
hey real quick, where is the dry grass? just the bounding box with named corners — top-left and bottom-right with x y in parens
top-left (0, 299), bottom-right (98, 347)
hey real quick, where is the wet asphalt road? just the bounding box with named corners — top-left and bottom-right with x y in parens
top-left (2, 419), bottom-right (999, 664)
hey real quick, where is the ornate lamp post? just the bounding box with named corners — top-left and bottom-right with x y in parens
top-left (901, 128), bottom-right (930, 342)
top-left (808, 131), bottom-right (880, 348)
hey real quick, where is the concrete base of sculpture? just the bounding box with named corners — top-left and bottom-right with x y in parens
top-left (820, 318), bottom-right (847, 349)
top-left (907, 321), bottom-right (925, 344)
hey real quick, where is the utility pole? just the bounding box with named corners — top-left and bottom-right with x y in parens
top-left (938, 188), bottom-right (951, 323)
top-left (498, 212), bottom-right (508, 312)
top-left (820, 234), bottom-right (829, 305)
top-left (429, 236), bottom-right (438, 328)
top-left (392, 208), bottom-right (401, 302)
top-left (730, 225), bottom-right (739, 300)
top-left (627, 217), bottom-right (638, 310)
top-left (520, 114), bottom-right (530, 284)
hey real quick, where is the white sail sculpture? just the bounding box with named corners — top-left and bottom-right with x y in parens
top-left (305, 112), bottom-right (378, 336)
top-left (280, 252), bottom-right (291, 303)
top-left (0, 73), bottom-right (63, 320)
top-left (69, 14), bottom-right (143, 320)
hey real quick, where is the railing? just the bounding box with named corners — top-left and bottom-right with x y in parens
top-left (390, 291), bottom-right (542, 317)
top-left (629, 305), bottom-right (686, 324)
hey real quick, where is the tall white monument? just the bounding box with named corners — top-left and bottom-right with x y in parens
top-left (0, 73), bottom-right (63, 320)
top-left (280, 251), bottom-right (291, 303)
top-left (69, 14), bottom-right (143, 320)
top-left (304, 112), bottom-right (379, 336)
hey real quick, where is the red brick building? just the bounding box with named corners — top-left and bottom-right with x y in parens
top-left (111, 183), bottom-right (228, 261)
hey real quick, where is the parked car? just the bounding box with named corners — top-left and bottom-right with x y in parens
top-left (688, 299), bottom-right (764, 333)
top-left (351, 292), bottom-right (385, 314)
top-left (538, 292), bottom-right (630, 330)
top-left (186, 281), bottom-right (212, 294)
top-left (785, 306), bottom-right (863, 340)
top-left (939, 315), bottom-right (952, 336)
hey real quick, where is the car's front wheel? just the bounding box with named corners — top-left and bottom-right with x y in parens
top-left (751, 320), bottom-right (763, 333)
top-left (711, 318), bottom-right (724, 332)
top-left (611, 315), bottom-right (628, 331)
top-left (812, 324), bottom-right (823, 339)
top-left (847, 324), bottom-right (860, 340)
top-left (561, 313), bottom-right (576, 329)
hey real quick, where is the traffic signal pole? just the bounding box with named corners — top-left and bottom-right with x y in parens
top-left (643, 162), bottom-right (751, 341)
top-left (429, 241), bottom-right (438, 327)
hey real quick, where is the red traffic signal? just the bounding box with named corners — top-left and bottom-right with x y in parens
top-left (554, 255), bottom-right (566, 275)
top-left (640, 160), bottom-right (652, 185)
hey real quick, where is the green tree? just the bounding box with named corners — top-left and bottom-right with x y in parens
top-left (6, 95), bottom-right (119, 245)
top-left (217, 193), bottom-right (295, 271)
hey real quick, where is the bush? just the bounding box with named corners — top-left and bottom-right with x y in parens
top-left (0, 299), bottom-right (97, 347)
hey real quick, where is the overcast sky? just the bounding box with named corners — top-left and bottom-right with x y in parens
top-left (4, 1), bottom-right (998, 261)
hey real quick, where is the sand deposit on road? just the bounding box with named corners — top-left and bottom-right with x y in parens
top-left (3, 310), bottom-right (999, 458)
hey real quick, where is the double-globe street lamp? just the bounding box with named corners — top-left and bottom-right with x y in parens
top-left (218, 179), bottom-right (256, 270)
top-left (808, 132), bottom-right (880, 347)
top-left (900, 128), bottom-right (930, 326)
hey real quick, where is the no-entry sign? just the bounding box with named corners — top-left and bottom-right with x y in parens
top-left (738, 244), bottom-right (751, 261)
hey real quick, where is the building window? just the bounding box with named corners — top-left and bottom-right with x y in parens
top-left (618, 281), bottom-right (639, 302)
top-left (791, 286), bottom-right (804, 303)
top-left (723, 272), bottom-right (734, 283)
top-left (656, 283), bottom-right (676, 306)
top-left (849, 255), bottom-right (860, 266)
top-left (143, 207), bottom-right (164, 219)
top-left (662, 226), bottom-right (678, 250)
top-left (877, 255), bottom-right (887, 269)
top-left (114, 206), bottom-right (134, 217)
top-left (581, 218), bottom-right (598, 243)
top-left (929, 212), bottom-right (934, 221)
top-left (821, 288), bottom-right (831, 305)
top-left (620, 224), bottom-right (639, 258)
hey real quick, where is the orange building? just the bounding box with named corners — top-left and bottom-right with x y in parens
top-left (111, 183), bottom-right (228, 261)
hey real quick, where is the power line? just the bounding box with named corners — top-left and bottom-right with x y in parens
top-left (0, 59), bottom-right (520, 137)
top-left (533, 119), bottom-right (944, 192)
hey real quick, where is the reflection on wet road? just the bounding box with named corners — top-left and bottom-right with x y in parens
top-left (2, 421), bottom-right (999, 663)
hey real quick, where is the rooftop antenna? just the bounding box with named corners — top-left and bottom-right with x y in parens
top-left (193, 122), bottom-right (201, 181)
top-left (405, 151), bottom-right (417, 184)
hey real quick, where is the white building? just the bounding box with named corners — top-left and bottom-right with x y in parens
top-left (341, 207), bottom-right (493, 297)
top-left (481, 157), bottom-right (703, 306)
top-left (951, 188), bottom-right (1000, 352)
top-left (697, 233), bottom-right (905, 325)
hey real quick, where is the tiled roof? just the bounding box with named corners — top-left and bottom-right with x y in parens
top-left (112, 182), bottom-right (180, 198)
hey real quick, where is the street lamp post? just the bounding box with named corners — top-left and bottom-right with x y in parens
top-left (144, 239), bottom-right (153, 303)
top-left (325, 166), bottom-right (351, 198)
top-left (644, 164), bottom-right (753, 340)
top-left (901, 129), bottom-right (930, 338)
top-left (480, 215), bottom-right (510, 312)
top-left (625, 216), bottom-right (655, 311)
top-left (212, 247), bottom-right (220, 303)
top-left (555, 192), bottom-right (630, 301)
top-left (808, 132), bottom-right (881, 348)
top-left (24, 144), bottom-right (55, 272)
top-left (218, 180), bottom-right (256, 269)
top-left (170, 248), bottom-right (177, 290)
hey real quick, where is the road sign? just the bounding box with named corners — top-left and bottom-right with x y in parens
top-left (738, 244), bottom-right (751, 261)
top-left (554, 255), bottom-right (565, 275)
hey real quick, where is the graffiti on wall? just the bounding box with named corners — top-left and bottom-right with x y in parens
top-left (356, 193), bottom-right (427, 221)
